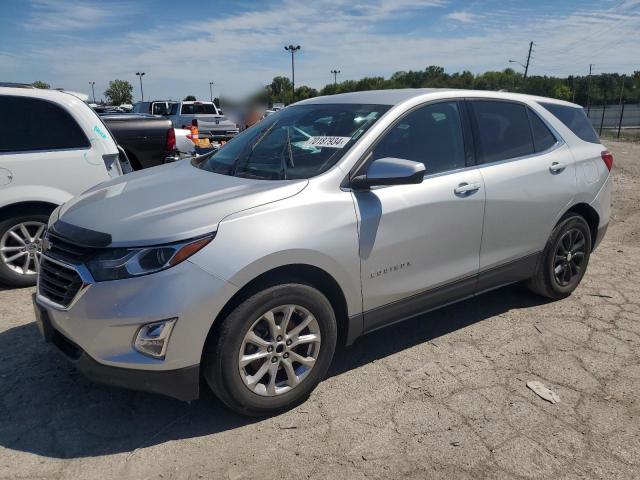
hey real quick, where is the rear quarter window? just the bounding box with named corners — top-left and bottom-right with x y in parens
top-left (539, 102), bottom-right (600, 144)
top-left (0, 96), bottom-right (90, 153)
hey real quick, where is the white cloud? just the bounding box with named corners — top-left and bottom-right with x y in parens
top-left (9, 0), bottom-right (640, 100)
top-left (26, 0), bottom-right (137, 31)
top-left (444, 10), bottom-right (481, 23)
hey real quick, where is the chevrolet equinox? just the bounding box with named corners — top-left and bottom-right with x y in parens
top-left (33, 89), bottom-right (612, 416)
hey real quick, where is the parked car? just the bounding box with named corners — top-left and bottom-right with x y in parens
top-left (132, 100), bottom-right (176, 116)
top-left (0, 86), bottom-right (130, 287)
top-left (167, 101), bottom-right (239, 140)
top-left (101, 113), bottom-right (193, 170)
top-left (34, 89), bottom-right (611, 416)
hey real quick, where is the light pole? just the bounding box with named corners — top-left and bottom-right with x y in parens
top-left (135, 72), bottom-right (145, 102)
top-left (209, 81), bottom-right (214, 102)
top-left (330, 69), bottom-right (340, 86)
top-left (89, 81), bottom-right (95, 103)
top-left (284, 44), bottom-right (301, 103)
top-left (508, 59), bottom-right (526, 90)
top-left (508, 59), bottom-right (526, 71)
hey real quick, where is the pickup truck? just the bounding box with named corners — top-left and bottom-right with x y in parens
top-left (101, 114), bottom-right (193, 170)
top-left (167, 101), bottom-right (239, 141)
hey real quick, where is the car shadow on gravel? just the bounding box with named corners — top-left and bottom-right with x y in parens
top-left (0, 283), bottom-right (549, 459)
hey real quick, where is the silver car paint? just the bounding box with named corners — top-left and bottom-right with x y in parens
top-left (58, 160), bottom-right (308, 246)
top-left (37, 88), bottom-right (611, 374)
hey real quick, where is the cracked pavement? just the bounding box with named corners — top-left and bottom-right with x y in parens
top-left (0, 141), bottom-right (638, 479)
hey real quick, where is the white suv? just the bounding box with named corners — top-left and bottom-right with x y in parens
top-left (0, 86), bottom-right (128, 287)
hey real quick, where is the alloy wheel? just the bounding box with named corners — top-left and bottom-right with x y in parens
top-left (553, 228), bottom-right (586, 287)
top-left (238, 304), bottom-right (321, 396)
top-left (0, 221), bottom-right (46, 276)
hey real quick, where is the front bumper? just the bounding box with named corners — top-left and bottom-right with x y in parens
top-left (35, 297), bottom-right (199, 401)
top-left (34, 257), bottom-right (238, 401)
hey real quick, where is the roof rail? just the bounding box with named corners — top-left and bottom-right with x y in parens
top-left (0, 82), bottom-right (36, 89)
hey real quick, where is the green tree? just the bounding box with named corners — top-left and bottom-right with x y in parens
top-left (104, 79), bottom-right (133, 105)
top-left (32, 80), bottom-right (50, 89)
top-left (183, 95), bottom-right (196, 101)
top-left (552, 83), bottom-right (572, 101)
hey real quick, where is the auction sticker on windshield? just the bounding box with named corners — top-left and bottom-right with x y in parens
top-left (305, 136), bottom-right (351, 148)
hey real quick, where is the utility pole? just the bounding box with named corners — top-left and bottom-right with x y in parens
top-left (619, 75), bottom-right (625, 106)
top-left (330, 69), bottom-right (340, 86)
top-left (136, 72), bottom-right (145, 102)
top-left (586, 64), bottom-right (594, 115)
top-left (523, 41), bottom-right (534, 80)
top-left (209, 81), bottom-right (214, 102)
top-left (89, 81), bottom-right (95, 103)
top-left (284, 44), bottom-right (301, 103)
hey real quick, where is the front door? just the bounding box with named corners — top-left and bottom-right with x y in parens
top-left (353, 101), bottom-right (485, 332)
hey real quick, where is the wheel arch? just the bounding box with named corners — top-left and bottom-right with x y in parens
top-left (0, 201), bottom-right (58, 221)
top-left (203, 263), bottom-right (354, 365)
top-left (563, 202), bottom-right (599, 251)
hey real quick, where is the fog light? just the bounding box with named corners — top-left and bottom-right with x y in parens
top-left (133, 318), bottom-right (177, 359)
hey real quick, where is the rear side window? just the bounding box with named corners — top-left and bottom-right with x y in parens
top-left (540, 103), bottom-right (599, 144)
top-left (0, 96), bottom-right (90, 153)
top-left (527, 108), bottom-right (557, 152)
top-left (470, 101), bottom-right (534, 163)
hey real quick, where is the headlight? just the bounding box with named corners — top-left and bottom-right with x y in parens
top-left (86, 234), bottom-right (214, 281)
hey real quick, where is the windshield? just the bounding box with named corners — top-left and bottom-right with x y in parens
top-left (195, 103), bottom-right (389, 180)
top-left (181, 103), bottom-right (218, 115)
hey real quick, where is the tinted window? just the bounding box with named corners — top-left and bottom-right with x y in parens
top-left (540, 102), bottom-right (599, 144)
top-left (169, 103), bottom-right (179, 115)
top-left (371, 101), bottom-right (466, 175)
top-left (528, 108), bottom-right (557, 152)
top-left (0, 96), bottom-right (90, 152)
top-left (181, 103), bottom-right (218, 115)
top-left (471, 101), bottom-right (534, 163)
top-left (197, 103), bottom-right (389, 180)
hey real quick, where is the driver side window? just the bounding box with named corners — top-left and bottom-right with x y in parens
top-left (371, 101), bottom-right (466, 176)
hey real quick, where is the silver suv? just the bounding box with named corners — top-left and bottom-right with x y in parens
top-left (34, 89), bottom-right (612, 416)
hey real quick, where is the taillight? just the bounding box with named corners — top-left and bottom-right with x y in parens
top-left (166, 128), bottom-right (176, 151)
top-left (601, 150), bottom-right (614, 171)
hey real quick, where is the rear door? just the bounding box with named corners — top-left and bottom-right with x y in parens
top-left (0, 95), bottom-right (114, 202)
top-left (468, 99), bottom-right (577, 287)
top-left (356, 100), bottom-right (485, 331)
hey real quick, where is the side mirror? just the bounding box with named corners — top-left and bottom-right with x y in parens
top-left (351, 157), bottom-right (426, 189)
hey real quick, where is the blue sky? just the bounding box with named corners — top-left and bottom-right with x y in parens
top-left (1, 0), bottom-right (638, 102)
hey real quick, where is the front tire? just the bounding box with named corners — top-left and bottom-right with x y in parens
top-left (0, 211), bottom-right (50, 287)
top-left (203, 283), bottom-right (337, 416)
top-left (527, 213), bottom-right (592, 299)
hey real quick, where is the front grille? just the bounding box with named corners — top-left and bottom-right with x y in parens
top-left (46, 231), bottom-right (97, 264)
top-left (38, 257), bottom-right (83, 308)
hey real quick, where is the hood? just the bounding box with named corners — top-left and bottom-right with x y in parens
top-left (58, 160), bottom-right (308, 246)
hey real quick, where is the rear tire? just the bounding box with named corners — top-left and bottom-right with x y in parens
top-left (527, 213), bottom-right (592, 299)
top-left (0, 209), bottom-right (51, 287)
top-left (203, 283), bottom-right (337, 416)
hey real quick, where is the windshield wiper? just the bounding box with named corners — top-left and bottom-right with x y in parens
top-left (280, 127), bottom-right (295, 180)
top-left (231, 120), bottom-right (280, 177)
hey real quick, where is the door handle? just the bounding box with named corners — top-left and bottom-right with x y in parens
top-left (454, 182), bottom-right (481, 195)
top-left (549, 161), bottom-right (567, 173)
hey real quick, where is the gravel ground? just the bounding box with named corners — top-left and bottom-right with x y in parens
top-left (1, 142), bottom-right (638, 480)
